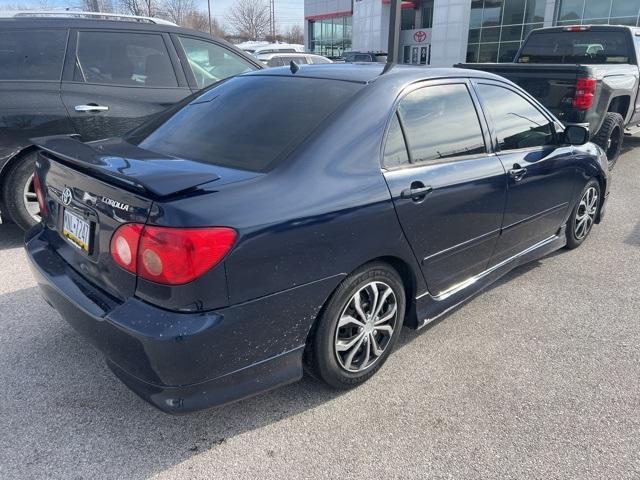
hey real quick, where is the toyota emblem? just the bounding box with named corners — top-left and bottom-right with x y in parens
top-left (61, 187), bottom-right (73, 206)
top-left (414, 31), bottom-right (427, 43)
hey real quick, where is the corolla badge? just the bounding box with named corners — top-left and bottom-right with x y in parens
top-left (61, 187), bottom-right (73, 206)
top-left (101, 196), bottom-right (131, 212)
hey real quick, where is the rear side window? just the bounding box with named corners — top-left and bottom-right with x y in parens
top-left (397, 84), bottom-right (486, 163)
top-left (74, 31), bottom-right (178, 87)
top-left (518, 31), bottom-right (631, 64)
top-left (134, 76), bottom-right (362, 172)
top-left (0, 30), bottom-right (67, 81)
top-left (477, 84), bottom-right (555, 151)
top-left (383, 114), bottom-right (410, 168)
top-left (179, 36), bottom-right (256, 89)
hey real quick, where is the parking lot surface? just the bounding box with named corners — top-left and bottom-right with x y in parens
top-left (1, 140), bottom-right (639, 480)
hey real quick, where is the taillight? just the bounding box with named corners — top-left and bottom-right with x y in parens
top-left (110, 224), bottom-right (237, 285)
top-left (110, 223), bottom-right (144, 274)
top-left (573, 78), bottom-right (596, 110)
top-left (33, 173), bottom-right (47, 218)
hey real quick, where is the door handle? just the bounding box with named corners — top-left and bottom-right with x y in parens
top-left (509, 164), bottom-right (528, 182)
top-left (401, 183), bottom-right (433, 201)
top-left (75, 104), bottom-right (109, 113)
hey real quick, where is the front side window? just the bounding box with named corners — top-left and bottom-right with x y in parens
top-left (0, 30), bottom-right (67, 81)
top-left (397, 84), bottom-right (486, 164)
top-left (74, 32), bottom-right (177, 87)
top-left (477, 84), bottom-right (555, 151)
top-left (179, 37), bottom-right (256, 89)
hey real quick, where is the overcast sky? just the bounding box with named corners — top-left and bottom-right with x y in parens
top-left (0, 0), bottom-right (304, 29)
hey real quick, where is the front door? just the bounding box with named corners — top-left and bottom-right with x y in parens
top-left (382, 82), bottom-right (507, 296)
top-left (61, 30), bottom-right (192, 142)
top-left (473, 81), bottom-right (579, 265)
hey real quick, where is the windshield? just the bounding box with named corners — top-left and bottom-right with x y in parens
top-left (130, 76), bottom-right (362, 172)
top-left (518, 31), bottom-right (631, 64)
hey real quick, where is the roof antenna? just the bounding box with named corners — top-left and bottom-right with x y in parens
top-left (290, 60), bottom-right (300, 74)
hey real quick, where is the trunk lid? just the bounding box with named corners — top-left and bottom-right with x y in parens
top-left (33, 136), bottom-right (226, 300)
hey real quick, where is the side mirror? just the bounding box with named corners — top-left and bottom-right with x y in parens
top-left (563, 125), bottom-right (590, 146)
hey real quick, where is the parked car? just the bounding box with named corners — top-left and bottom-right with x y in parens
top-left (250, 43), bottom-right (305, 56)
top-left (341, 51), bottom-right (388, 63)
top-left (0, 12), bottom-right (262, 230)
top-left (258, 52), bottom-right (333, 67)
top-left (26, 64), bottom-right (610, 413)
top-left (458, 25), bottom-right (640, 170)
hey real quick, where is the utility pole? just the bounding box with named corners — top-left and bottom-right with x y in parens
top-left (208, 0), bottom-right (212, 35)
top-left (387, 0), bottom-right (401, 64)
top-left (147, 0), bottom-right (151, 17)
top-left (270, 0), bottom-right (276, 41)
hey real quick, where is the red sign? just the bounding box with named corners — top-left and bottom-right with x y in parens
top-left (414, 31), bottom-right (427, 43)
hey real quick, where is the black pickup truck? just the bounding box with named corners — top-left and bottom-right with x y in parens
top-left (458, 25), bottom-right (640, 169)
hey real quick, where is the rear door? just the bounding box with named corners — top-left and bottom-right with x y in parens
top-left (382, 80), bottom-right (507, 296)
top-left (61, 29), bottom-right (191, 142)
top-left (473, 80), bottom-right (578, 265)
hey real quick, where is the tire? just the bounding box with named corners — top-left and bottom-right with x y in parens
top-left (2, 151), bottom-right (40, 231)
top-left (592, 112), bottom-right (624, 171)
top-left (305, 262), bottom-right (406, 389)
top-left (565, 179), bottom-right (600, 250)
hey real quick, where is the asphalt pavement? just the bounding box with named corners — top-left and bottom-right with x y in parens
top-left (0, 139), bottom-right (639, 479)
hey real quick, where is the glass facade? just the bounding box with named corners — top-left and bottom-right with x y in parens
top-left (309, 16), bottom-right (353, 57)
top-left (557, 0), bottom-right (640, 26)
top-left (400, 1), bottom-right (434, 31)
top-left (467, 0), bottom-right (546, 63)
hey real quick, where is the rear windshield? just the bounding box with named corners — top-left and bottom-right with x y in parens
top-left (518, 31), bottom-right (631, 64)
top-left (131, 76), bottom-right (362, 172)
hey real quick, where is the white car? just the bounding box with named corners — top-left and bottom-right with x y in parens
top-left (258, 53), bottom-right (333, 67)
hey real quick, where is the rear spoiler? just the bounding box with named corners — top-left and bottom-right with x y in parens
top-left (31, 135), bottom-right (220, 198)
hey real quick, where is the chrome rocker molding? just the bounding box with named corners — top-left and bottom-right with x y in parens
top-left (414, 228), bottom-right (567, 329)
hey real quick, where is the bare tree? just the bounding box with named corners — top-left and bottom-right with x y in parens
top-left (77, 0), bottom-right (114, 12)
top-left (160, 0), bottom-right (195, 25)
top-left (284, 24), bottom-right (304, 45)
top-left (226, 0), bottom-right (270, 41)
top-left (182, 9), bottom-right (226, 36)
top-left (119, 0), bottom-right (150, 16)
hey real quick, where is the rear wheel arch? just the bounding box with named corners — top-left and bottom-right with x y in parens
top-left (607, 95), bottom-right (630, 119)
top-left (0, 146), bottom-right (38, 188)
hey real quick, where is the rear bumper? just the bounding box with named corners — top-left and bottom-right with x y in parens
top-left (25, 225), bottom-right (341, 413)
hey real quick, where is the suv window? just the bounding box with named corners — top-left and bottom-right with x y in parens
top-left (398, 83), bottom-right (486, 163)
top-left (0, 30), bottom-right (67, 81)
top-left (179, 36), bottom-right (256, 89)
top-left (74, 31), bottom-right (177, 87)
top-left (134, 76), bottom-right (362, 172)
top-left (477, 84), bottom-right (555, 151)
top-left (383, 113), bottom-right (410, 168)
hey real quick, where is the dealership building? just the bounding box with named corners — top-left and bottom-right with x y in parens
top-left (304, 0), bottom-right (640, 66)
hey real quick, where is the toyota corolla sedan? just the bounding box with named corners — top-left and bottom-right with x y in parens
top-left (26, 65), bottom-right (610, 413)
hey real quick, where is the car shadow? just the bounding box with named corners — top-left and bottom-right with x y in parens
top-left (0, 222), bottom-right (23, 250)
top-left (0, 286), bottom-right (347, 479)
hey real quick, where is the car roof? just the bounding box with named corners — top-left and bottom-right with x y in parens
top-left (246, 64), bottom-right (507, 85)
top-left (0, 16), bottom-right (221, 38)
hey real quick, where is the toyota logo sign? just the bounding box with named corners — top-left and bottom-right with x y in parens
top-left (414, 31), bottom-right (427, 43)
top-left (61, 187), bottom-right (73, 206)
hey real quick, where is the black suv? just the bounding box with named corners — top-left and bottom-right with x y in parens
top-left (0, 14), bottom-right (261, 230)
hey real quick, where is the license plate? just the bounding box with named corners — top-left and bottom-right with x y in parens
top-left (63, 209), bottom-right (91, 252)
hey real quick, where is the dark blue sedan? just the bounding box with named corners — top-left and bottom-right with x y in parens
top-left (26, 65), bottom-right (610, 413)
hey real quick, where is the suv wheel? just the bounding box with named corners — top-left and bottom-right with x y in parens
top-left (305, 262), bottom-right (406, 389)
top-left (2, 151), bottom-right (40, 231)
top-left (592, 112), bottom-right (624, 171)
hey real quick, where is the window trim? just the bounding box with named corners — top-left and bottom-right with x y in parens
top-left (64, 29), bottom-right (185, 89)
top-left (381, 78), bottom-right (492, 171)
top-left (470, 78), bottom-right (561, 154)
top-left (171, 33), bottom-right (260, 91)
top-left (0, 28), bottom-right (69, 83)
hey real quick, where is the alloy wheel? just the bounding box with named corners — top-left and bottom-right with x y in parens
top-left (334, 281), bottom-right (398, 373)
top-left (574, 186), bottom-right (598, 240)
top-left (23, 173), bottom-right (41, 222)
